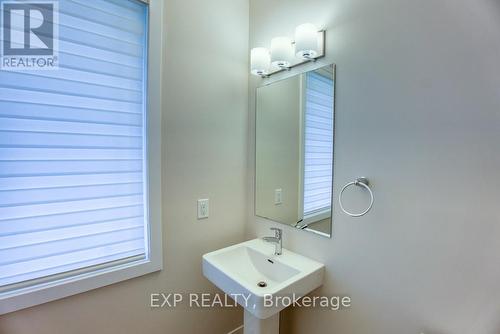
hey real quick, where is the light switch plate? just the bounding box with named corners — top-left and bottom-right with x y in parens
top-left (198, 199), bottom-right (209, 219)
top-left (274, 189), bottom-right (282, 205)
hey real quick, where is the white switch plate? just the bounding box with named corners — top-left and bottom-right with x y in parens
top-left (274, 189), bottom-right (282, 205)
top-left (198, 199), bottom-right (209, 219)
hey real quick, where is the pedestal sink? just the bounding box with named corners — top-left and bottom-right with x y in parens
top-left (202, 238), bottom-right (324, 334)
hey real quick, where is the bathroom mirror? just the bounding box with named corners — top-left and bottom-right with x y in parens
top-left (255, 64), bottom-right (335, 237)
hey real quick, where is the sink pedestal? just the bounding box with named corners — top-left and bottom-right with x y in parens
top-left (244, 310), bottom-right (279, 334)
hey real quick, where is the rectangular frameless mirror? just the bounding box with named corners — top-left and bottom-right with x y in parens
top-left (255, 64), bottom-right (335, 237)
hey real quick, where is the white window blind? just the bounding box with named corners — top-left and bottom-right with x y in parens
top-left (303, 70), bottom-right (334, 216)
top-left (0, 0), bottom-right (149, 289)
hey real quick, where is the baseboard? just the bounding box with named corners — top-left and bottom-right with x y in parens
top-left (227, 324), bottom-right (244, 334)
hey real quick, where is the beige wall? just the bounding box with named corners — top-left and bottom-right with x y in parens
top-left (255, 76), bottom-right (301, 225)
top-left (0, 0), bottom-right (249, 333)
top-left (247, 0), bottom-right (500, 333)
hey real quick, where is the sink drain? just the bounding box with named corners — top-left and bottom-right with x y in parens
top-left (257, 281), bottom-right (267, 288)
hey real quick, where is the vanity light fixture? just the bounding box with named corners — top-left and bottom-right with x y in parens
top-left (251, 47), bottom-right (271, 76)
top-left (270, 36), bottom-right (293, 68)
top-left (250, 23), bottom-right (325, 78)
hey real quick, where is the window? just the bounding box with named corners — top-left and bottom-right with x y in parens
top-left (0, 0), bottom-right (162, 314)
top-left (302, 69), bottom-right (334, 220)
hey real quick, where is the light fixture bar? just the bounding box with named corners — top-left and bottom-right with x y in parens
top-left (261, 30), bottom-right (326, 78)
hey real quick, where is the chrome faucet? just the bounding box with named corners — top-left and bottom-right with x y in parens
top-left (262, 227), bottom-right (282, 255)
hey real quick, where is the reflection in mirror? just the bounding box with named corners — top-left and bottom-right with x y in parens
top-left (255, 64), bottom-right (335, 237)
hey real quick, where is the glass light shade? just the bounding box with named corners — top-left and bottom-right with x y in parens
top-left (250, 47), bottom-right (270, 76)
top-left (295, 23), bottom-right (319, 59)
top-left (270, 36), bottom-right (293, 68)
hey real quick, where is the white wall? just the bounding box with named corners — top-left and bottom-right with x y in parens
top-left (0, 0), bottom-right (249, 333)
top-left (255, 76), bottom-right (301, 225)
top-left (247, 0), bottom-right (500, 333)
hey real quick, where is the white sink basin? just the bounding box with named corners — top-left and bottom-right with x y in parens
top-left (202, 238), bottom-right (324, 319)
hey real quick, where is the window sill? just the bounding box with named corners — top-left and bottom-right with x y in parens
top-left (0, 257), bottom-right (161, 315)
top-left (302, 208), bottom-right (331, 225)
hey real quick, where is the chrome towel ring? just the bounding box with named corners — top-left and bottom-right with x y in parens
top-left (339, 177), bottom-right (374, 217)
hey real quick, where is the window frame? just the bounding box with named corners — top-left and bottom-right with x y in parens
top-left (0, 0), bottom-right (163, 315)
